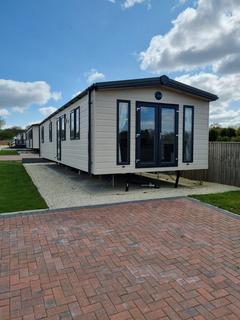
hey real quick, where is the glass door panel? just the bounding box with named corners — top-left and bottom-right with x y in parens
top-left (136, 102), bottom-right (178, 168)
top-left (160, 107), bottom-right (176, 164)
top-left (136, 104), bottom-right (158, 167)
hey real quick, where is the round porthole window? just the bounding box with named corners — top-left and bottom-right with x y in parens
top-left (155, 91), bottom-right (162, 100)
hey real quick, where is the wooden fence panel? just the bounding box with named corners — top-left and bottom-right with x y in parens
top-left (183, 142), bottom-right (240, 187)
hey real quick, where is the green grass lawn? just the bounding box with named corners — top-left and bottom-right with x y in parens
top-left (0, 161), bottom-right (47, 213)
top-left (190, 191), bottom-right (240, 215)
top-left (0, 149), bottom-right (19, 155)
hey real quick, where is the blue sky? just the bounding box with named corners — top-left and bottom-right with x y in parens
top-left (0, 0), bottom-right (239, 128)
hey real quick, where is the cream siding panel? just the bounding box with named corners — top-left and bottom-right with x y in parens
top-left (92, 87), bottom-right (209, 175)
top-left (26, 125), bottom-right (39, 149)
top-left (40, 95), bottom-right (89, 172)
top-left (32, 126), bottom-right (40, 149)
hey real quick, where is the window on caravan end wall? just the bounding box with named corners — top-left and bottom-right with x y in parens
top-left (60, 115), bottom-right (66, 141)
top-left (183, 106), bottom-right (194, 162)
top-left (49, 122), bottom-right (52, 142)
top-left (117, 100), bottom-right (130, 165)
top-left (70, 110), bottom-right (75, 139)
top-left (70, 107), bottom-right (80, 140)
top-left (41, 126), bottom-right (44, 143)
top-left (75, 107), bottom-right (80, 139)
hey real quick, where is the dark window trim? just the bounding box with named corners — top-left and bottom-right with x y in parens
top-left (70, 110), bottom-right (75, 140)
top-left (183, 105), bottom-right (194, 163)
top-left (116, 99), bottom-right (131, 165)
top-left (160, 104), bottom-right (179, 167)
top-left (49, 122), bottom-right (52, 142)
top-left (56, 119), bottom-right (61, 161)
top-left (135, 101), bottom-right (179, 168)
top-left (75, 107), bottom-right (80, 140)
top-left (60, 114), bottom-right (66, 141)
top-left (41, 126), bottom-right (44, 143)
top-left (70, 107), bottom-right (80, 140)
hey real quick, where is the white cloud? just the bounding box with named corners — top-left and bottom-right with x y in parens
top-left (123, 0), bottom-right (148, 9)
top-left (12, 107), bottom-right (25, 114)
top-left (138, 0), bottom-right (240, 127)
top-left (139, 0), bottom-right (240, 74)
top-left (108, 0), bottom-right (150, 9)
top-left (39, 106), bottom-right (57, 117)
top-left (0, 108), bottom-right (10, 116)
top-left (0, 79), bottom-right (61, 113)
top-left (85, 69), bottom-right (105, 84)
top-left (172, 0), bottom-right (188, 11)
top-left (175, 72), bottom-right (240, 126)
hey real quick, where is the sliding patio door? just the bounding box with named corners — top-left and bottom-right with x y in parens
top-left (136, 102), bottom-right (178, 168)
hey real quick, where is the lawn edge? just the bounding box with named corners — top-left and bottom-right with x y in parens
top-left (0, 196), bottom-right (185, 218)
top-left (188, 196), bottom-right (240, 220)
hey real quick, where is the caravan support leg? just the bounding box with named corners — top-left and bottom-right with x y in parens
top-left (112, 175), bottom-right (115, 188)
top-left (175, 171), bottom-right (181, 188)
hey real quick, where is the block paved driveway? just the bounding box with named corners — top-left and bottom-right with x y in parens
top-left (0, 198), bottom-right (240, 320)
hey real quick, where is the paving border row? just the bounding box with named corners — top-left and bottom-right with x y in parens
top-left (1, 196), bottom-right (240, 222)
top-left (0, 196), bottom-right (184, 218)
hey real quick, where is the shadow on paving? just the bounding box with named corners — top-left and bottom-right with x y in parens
top-left (22, 158), bottom-right (53, 164)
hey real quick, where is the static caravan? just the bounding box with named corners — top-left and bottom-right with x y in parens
top-left (10, 132), bottom-right (26, 148)
top-left (25, 124), bottom-right (40, 150)
top-left (39, 76), bottom-right (218, 183)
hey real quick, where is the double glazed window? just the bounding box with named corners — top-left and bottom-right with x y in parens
top-left (183, 106), bottom-right (194, 162)
top-left (70, 107), bottom-right (80, 140)
top-left (117, 100), bottom-right (130, 165)
top-left (70, 111), bottom-right (74, 139)
top-left (49, 122), bottom-right (52, 142)
top-left (60, 115), bottom-right (66, 141)
top-left (41, 126), bottom-right (44, 143)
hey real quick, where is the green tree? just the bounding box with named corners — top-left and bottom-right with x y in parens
top-left (0, 126), bottom-right (24, 141)
top-left (209, 127), bottom-right (219, 141)
top-left (226, 127), bottom-right (236, 138)
top-left (217, 135), bottom-right (231, 142)
top-left (231, 136), bottom-right (240, 142)
top-left (220, 128), bottom-right (228, 137)
top-left (236, 127), bottom-right (240, 136)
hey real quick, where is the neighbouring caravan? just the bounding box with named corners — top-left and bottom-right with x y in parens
top-left (25, 124), bottom-right (40, 150)
top-left (39, 76), bottom-right (218, 180)
top-left (10, 132), bottom-right (26, 148)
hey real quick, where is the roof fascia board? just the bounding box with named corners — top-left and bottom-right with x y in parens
top-left (39, 76), bottom-right (218, 125)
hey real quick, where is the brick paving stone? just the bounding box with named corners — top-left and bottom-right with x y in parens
top-left (0, 198), bottom-right (240, 319)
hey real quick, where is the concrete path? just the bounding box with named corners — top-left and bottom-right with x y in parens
top-left (0, 155), bottom-right (22, 161)
top-left (0, 198), bottom-right (240, 319)
top-left (24, 163), bottom-right (239, 210)
top-left (0, 152), bottom-right (40, 161)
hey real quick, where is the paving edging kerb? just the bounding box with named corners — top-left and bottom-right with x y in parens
top-left (1, 196), bottom-right (240, 222)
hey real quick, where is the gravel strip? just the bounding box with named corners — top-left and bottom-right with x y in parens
top-left (24, 163), bottom-right (240, 209)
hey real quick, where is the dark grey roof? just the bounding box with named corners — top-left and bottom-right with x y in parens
top-left (25, 123), bottom-right (40, 132)
top-left (40, 75), bottom-right (218, 124)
